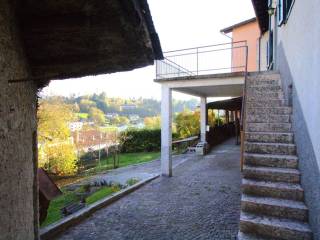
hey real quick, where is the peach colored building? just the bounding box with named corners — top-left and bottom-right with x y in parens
top-left (221, 18), bottom-right (261, 72)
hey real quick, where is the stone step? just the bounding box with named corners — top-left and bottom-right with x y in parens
top-left (246, 114), bottom-right (291, 124)
top-left (248, 72), bottom-right (280, 80)
top-left (245, 132), bottom-right (294, 144)
top-left (241, 194), bottom-right (308, 221)
top-left (246, 122), bottom-right (292, 132)
top-left (243, 165), bottom-right (300, 183)
top-left (247, 107), bottom-right (292, 116)
top-left (246, 99), bottom-right (285, 108)
top-left (247, 78), bottom-right (280, 86)
top-left (246, 92), bottom-right (284, 101)
top-left (247, 85), bottom-right (282, 93)
top-left (245, 142), bottom-right (296, 155)
top-left (239, 212), bottom-right (312, 240)
top-left (238, 231), bottom-right (272, 240)
top-left (244, 153), bottom-right (298, 169)
top-left (242, 179), bottom-right (304, 201)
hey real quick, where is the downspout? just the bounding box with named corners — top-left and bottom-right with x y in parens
top-left (273, 3), bottom-right (278, 69)
top-left (220, 31), bottom-right (233, 69)
top-left (258, 34), bottom-right (262, 71)
top-left (221, 31), bottom-right (233, 41)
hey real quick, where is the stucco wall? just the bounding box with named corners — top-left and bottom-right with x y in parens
top-left (275, 0), bottom-right (320, 238)
top-left (0, 1), bottom-right (38, 240)
top-left (232, 21), bottom-right (260, 72)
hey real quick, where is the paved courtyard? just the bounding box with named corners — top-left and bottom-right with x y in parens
top-left (56, 139), bottom-right (241, 240)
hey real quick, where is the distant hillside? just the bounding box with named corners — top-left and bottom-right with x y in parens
top-left (41, 93), bottom-right (199, 118)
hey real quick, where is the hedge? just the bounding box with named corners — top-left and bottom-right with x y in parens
top-left (119, 129), bottom-right (161, 153)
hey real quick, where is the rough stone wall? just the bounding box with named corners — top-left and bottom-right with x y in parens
top-left (0, 1), bottom-right (38, 240)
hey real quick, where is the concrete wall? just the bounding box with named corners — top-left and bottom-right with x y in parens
top-left (258, 31), bottom-right (269, 71)
top-left (0, 1), bottom-right (38, 240)
top-left (232, 20), bottom-right (260, 72)
top-left (274, 0), bottom-right (320, 238)
top-left (257, 31), bottom-right (269, 71)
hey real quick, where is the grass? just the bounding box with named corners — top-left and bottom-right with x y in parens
top-left (42, 185), bottom-right (121, 227)
top-left (85, 152), bottom-right (160, 174)
top-left (85, 187), bottom-right (118, 205)
top-left (41, 152), bottom-right (157, 227)
top-left (41, 191), bottom-right (78, 227)
top-left (76, 113), bottom-right (89, 119)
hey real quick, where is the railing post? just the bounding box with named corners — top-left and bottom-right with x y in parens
top-left (240, 44), bottom-right (249, 172)
top-left (196, 48), bottom-right (199, 75)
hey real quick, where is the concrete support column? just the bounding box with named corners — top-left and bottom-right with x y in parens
top-left (200, 97), bottom-right (207, 142)
top-left (161, 85), bottom-right (172, 177)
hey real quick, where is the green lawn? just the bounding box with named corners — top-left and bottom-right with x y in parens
top-left (76, 113), bottom-right (89, 119)
top-left (41, 186), bottom-right (118, 227)
top-left (86, 152), bottom-right (160, 174)
top-left (41, 191), bottom-right (78, 227)
top-left (41, 152), bottom-right (158, 227)
top-left (85, 187), bottom-right (117, 205)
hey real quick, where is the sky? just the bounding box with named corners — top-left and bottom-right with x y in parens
top-left (41, 0), bottom-right (255, 100)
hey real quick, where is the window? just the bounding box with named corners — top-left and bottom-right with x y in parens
top-left (278, 0), bottom-right (295, 26)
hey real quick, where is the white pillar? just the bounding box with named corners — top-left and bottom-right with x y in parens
top-left (161, 85), bottom-right (172, 177)
top-left (200, 97), bottom-right (207, 142)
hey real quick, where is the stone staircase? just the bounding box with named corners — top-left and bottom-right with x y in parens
top-left (238, 72), bottom-right (313, 240)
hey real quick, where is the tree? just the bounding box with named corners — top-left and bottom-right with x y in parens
top-left (79, 99), bottom-right (96, 113)
top-left (144, 116), bottom-right (161, 129)
top-left (38, 100), bottom-right (78, 175)
top-left (111, 116), bottom-right (130, 125)
top-left (208, 109), bottom-right (216, 127)
top-left (174, 110), bottom-right (200, 138)
top-left (89, 107), bottom-right (106, 125)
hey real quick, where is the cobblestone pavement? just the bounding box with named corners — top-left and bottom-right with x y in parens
top-left (56, 139), bottom-right (241, 240)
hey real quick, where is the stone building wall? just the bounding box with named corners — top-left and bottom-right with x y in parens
top-left (0, 1), bottom-right (38, 240)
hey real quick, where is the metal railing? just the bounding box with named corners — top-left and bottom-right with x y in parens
top-left (240, 44), bottom-right (249, 172)
top-left (156, 41), bottom-right (248, 79)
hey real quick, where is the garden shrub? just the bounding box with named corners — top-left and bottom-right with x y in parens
top-left (119, 129), bottom-right (161, 153)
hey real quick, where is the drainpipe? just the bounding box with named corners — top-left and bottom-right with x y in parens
top-left (258, 35), bottom-right (262, 72)
top-left (273, 7), bottom-right (278, 70)
top-left (220, 31), bottom-right (233, 70)
top-left (220, 31), bottom-right (233, 41)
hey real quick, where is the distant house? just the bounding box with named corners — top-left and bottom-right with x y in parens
top-left (72, 129), bottom-right (118, 152)
top-left (106, 113), bottom-right (119, 119)
top-left (120, 104), bottom-right (137, 111)
top-left (128, 114), bottom-right (140, 121)
top-left (69, 122), bottom-right (84, 132)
